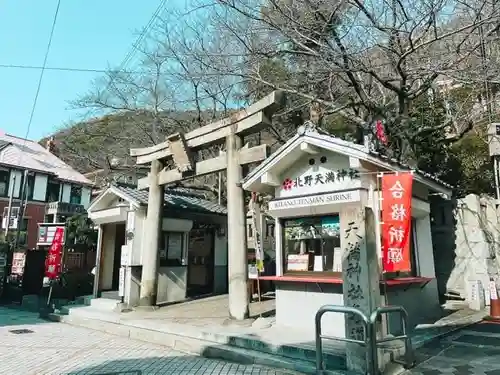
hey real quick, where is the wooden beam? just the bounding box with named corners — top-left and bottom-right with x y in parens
top-left (167, 133), bottom-right (194, 173)
top-left (134, 112), bottom-right (270, 165)
top-left (130, 91), bottom-right (283, 164)
top-left (261, 172), bottom-right (281, 187)
top-left (300, 142), bottom-right (319, 155)
top-left (136, 145), bottom-right (269, 189)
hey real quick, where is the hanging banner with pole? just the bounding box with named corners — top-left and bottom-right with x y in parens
top-left (251, 192), bottom-right (264, 273)
top-left (45, 226), bottom-right (64, 279)
top-left (44, 226), bottom-right (65, 307)
top-left (381, 172), bottom-right (413, 273)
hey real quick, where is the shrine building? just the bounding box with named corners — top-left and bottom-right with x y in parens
top-left (242, 124), bottom-right (453, 337)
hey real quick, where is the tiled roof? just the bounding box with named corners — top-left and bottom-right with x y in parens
top-left (112, 184), bottom-right (227, 216)
top-left (0, 133), bottom-right (92, 185)
top-left (312, 126), bottom-right (452, 188)
top-left (367, 150), bottom-right (453, 189)
top-left (244, 126), bottom-right (452, 196)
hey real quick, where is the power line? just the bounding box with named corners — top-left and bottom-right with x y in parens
top-left (9, 0), bottom-right (61, 251)
top-left (24, 0), bottom-right (61, 140)
top-left (79, 0), bottom-right (168, 121)
top-left (0, 63), bottom-right (225, 77)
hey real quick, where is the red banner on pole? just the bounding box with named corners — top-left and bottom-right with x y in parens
top-left (45, 227), bottom-right (64, 279)
top-left (381, 172), bottom-right (413, 273)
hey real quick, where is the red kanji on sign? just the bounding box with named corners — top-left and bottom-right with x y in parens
top-left (381, 173), bottom-right (413, 273)
top-left (45, 227), bottom-right (64, 279)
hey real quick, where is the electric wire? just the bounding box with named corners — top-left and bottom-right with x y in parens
top-left (23, 0), bottom-right (61, 141)
top-left (79, 0), bottom-right (168, 121)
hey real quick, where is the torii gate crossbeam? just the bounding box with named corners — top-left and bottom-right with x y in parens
top-left (130, 91), bottom-right (285, 320)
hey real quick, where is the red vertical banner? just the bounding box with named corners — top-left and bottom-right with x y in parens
top-left (45, 227), bottom-right (64, 279)
top-left (381, 173), bottom-right (413, 273)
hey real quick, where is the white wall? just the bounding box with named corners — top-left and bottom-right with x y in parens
top-left (274, 151), bottom-right (360, 199)
top-left (100, 223), bottom-right (116, 290)
top-left (81, 187), bottom-right (92, 209)
top-left (129, 209), bottom-right (144, 266)
top-left (33, 174), bottom-right (47, 201)
top-left (214, 232), bottom-right (228, 267)
top-left (61, 183), bottom-right (71, 203)
top-left (8, 170), bottom-right (22, 198)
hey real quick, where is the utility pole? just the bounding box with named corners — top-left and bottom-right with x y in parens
top-left (4, 175), bottom-right (15, 238)
top-left (13, 170), bottom-right (29, 250)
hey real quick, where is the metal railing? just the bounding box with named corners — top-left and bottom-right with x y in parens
top-left (315, 305), bottom-right (416, 375)
top-left (315, 305), bottom-right (373, 374)
top-left (370, 306), bottom-right (415, 372)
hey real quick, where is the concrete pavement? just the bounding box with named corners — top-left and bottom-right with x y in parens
top-left (406, 321), bottom-right (500, 375)
top-left (0, 307), bottom-right (299, 375)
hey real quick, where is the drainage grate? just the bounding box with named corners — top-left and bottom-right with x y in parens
top-left (8, 329), bottom-right (34, 334)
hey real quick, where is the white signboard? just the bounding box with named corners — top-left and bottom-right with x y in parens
top-left (118, 267), bottom-right (125, 297)
top-left (468, 279), bottom-right (485, 311)
top-left (278, 155), bottom-right (361, 198)
top-left (490, 281), bottom-right (498, 300)
top-left (120, 245), bottom-right (129, 266)
top-left (248, 265), bottom-right (258, 279)
top-left (269, 190), bottom-right (360, 211)
top-left (287, 254), bottom-right (309, 271)
top-left (167, 233), bottom-right (183, 260)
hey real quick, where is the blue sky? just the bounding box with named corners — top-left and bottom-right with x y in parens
top-left (0, 1), bottom-right (165, 140)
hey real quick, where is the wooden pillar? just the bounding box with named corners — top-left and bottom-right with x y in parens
top-left (139, 160), bottom-right (164, 306)
top-left (92, 224), bottom-right (104, 298)
top-left (340, 206), bottom-right (382, 373)
top-left (226, 133), bottom-right (249, 320)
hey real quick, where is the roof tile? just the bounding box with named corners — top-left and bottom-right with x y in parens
top-left (114, 184), bottom-right (227, 216)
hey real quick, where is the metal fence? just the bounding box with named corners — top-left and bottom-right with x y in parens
top-left (315, 304), bottom-right (415, 375)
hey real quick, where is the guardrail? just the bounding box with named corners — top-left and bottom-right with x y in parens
top-left (370, 306), bottom-right (415, 372)
top-left (315, 304), bottom-right (416, 375)
top-left (315, 305), bottom-right (373, 374)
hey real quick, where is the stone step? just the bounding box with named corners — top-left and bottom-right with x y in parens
top-left (203, 344), bottom-right (350, 375)
top-left (44, 311), bottom-right (349, 374)
top-left (225, 332), bottom-right (346, 370)
top-left (89, 298), bottom-right (119, 311)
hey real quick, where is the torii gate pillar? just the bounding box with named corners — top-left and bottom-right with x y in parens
top-left (129, 91), bottom-right (285, 316)
top-left (226, 133), bottom-right (249, 319)
top-left (139, 160), bottom-right (164, 306)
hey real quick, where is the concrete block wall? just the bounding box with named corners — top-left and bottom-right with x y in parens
top-left (432, 194), bottom-right (500, 303)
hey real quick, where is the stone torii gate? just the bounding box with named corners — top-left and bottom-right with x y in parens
top-left (130, 91), bottom-right (284, 320)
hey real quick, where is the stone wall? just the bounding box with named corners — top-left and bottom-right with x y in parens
top-left (432, 194), bottom-right (500, 303)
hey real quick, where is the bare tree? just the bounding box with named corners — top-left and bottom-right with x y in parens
top-left (55, 18), bottom-right (246, 199)
top-left (157, 0), bottom-right (500, 161)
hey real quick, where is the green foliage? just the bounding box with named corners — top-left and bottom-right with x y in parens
top-left (65, 214), bottom-right (97, 252)
top-left (450, 131), bottom-right (495, 197)
top-left (0, 231), bottom-right (28, 253)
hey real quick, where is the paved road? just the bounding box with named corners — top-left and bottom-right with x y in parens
top-left (406, 321), bottom-right (500, 375)
top-left (0, 307), bottom-right (293, 375)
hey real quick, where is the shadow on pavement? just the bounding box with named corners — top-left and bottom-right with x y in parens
top-left (0, 306), bottom-right (51, 327)
top-left (404, 321), bottom-right (500, 374)
top-left (62, 355), bottom-right (292, 375)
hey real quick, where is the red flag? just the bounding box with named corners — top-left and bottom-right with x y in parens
top-left (375, 120), bottom-right (388, 145)
top-left (45, 227), bottom-right (64, 279)
top-left (381, 173), bottom-right (413, 273)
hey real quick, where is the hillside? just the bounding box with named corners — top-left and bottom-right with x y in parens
top-left (41, 109), bottom-right (284, 199)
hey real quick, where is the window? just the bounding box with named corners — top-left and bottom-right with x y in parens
top-left (0, 170), bottom-right (9, 197)
top-left (248, 224), bottom-right (253, 238)
top-left (26, 174), bottom-right (35, 200)
top-left (70, 185), bottom-right (82, 205)
top-left (283, 215), bottom-right (341, 275)
top-left (46, 179), bottom-right (60, 202)
top-left (18, 219), bottom-right (28, 246)
top-left (159, 232), bottom-right (185, 267)
top-left (266, 223), bottom-right (275, 238)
